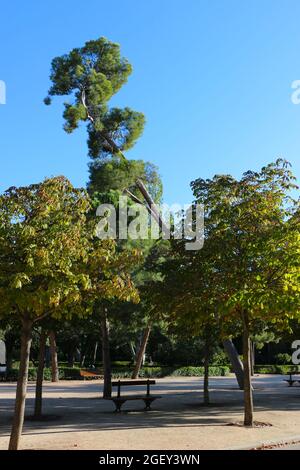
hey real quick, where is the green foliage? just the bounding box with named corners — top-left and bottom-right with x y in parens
top-left (5, 365), bottom-right (229, 381)
top-left (254, 365), bottom-right (300, 374)
top-left (0, 177), bottom-right (140, 323)
top-left (6, 367), bottom-right (82, 381)
top-left (190, 159), bottom-right (300, 332)
top-left (154, 159), bottom-right (300, 344)
top-left (88, 157), bottom-right (163, 205)
top-left (45, 37), bottom-right (145, 160)
top-left (111, 366), bottom-right (230, 378)
top-left (274, 353), bottom-right (292, 364)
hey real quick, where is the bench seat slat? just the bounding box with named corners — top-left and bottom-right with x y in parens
top-left (111, 379), bottom-right (155, 386)
top-left (105, 395), bottom-right (162, 401)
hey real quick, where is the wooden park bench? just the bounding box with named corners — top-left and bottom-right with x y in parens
top-left (80, 369), bottom-right (103, 380)
top-left (283, 371), bottom-right (300, 387)
top-left (106, 379), bottom-right (161, 412)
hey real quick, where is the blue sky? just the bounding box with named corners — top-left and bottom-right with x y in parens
top-left (1, 0), bottom-right (300, 204)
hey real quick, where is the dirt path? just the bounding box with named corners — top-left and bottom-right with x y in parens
top-left (1, 375), bottom-right (300, 450)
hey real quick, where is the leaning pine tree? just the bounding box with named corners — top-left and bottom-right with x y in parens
top-left (44, 36), bottom-right (245, 385)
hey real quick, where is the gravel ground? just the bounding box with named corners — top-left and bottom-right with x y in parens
top-left (1, 375), bottom-right (300, 450)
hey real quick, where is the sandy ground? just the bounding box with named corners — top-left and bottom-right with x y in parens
top-left (1, 375), bottom-right (300, 450)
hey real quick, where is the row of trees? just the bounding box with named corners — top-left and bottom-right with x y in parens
top-left (150, 160), bottom-right (300, 424)
top-left (0, 36), bottom-right (299, 450)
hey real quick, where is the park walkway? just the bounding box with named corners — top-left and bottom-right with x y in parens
top-left (0, 375), bottom-right (300, 450)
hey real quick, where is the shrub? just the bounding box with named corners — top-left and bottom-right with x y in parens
top-left (274, 353), bottom-right (292, 365)
top-left (254, 365), bottom-right (300, 374)
top-left (6, 367), bottom-right (82, 381)
top-left (112, 365), bottom-right (230, 378)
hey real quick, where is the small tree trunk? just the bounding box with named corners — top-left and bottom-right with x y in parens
top-left (45, 344), bottom-right (50, 368)
top-left (203, 344), bottom-right (210, 405)
top-left (101, 308), bottom-right (112, 398)
top-left (132, 326), bottom-right (151, 379)
top-left (242, 312), bottom-right (254, 426)
top-left (67, 351), bottom-right (74, 367)
top-left (6, 348), bottom-right (13, 372)
top-left (49, 331), bottom-right (59, 382)
top-left (80, 354), bottom-right (86, 367)
top-left (93, 342), bottom-right (98, 365)
top-left (129, 342), bottom-right (136, 362)
top-left (223, 339), bottom-right (244, 390)
top-left (250, 341), bottom-right (255, 376)
top-left (33, 330), bottom-right (46, 418)
top-left (8, 317), bottom-right (33, 450)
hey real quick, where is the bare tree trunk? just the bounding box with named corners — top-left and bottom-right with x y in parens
top-left (93, 341), bottom-right (98, 365)
top-left (101, 308), bottom-right (112, 398)
top-left (49, 331), bottom-right (59, 382)
top-left (132, 326), bottom-right (151, 379)
top-left (80, 354), bottom-right (86, 368)
top-left (223, 339), bottom-right (244, 390)
top-left (135, 179), bottom-right (169, 235)
top-left (33, 330), bottom-right (46, 418)
top-left (203, 343), bottom-right (210, 405)
top-left (6, 349), bottom-right (13, 372)
top-left (242, 312), bottom-right (254, 426)
top-left (67, 351), bottom-right (74, 367)
top-left (129, 341), bottom-right (136, 362)
top-left (8, 317), bottom-right (32, 450)
top-left (250, 341), bottom-right (255, 376)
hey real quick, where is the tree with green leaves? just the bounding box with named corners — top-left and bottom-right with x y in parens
top-left (44, 37), bottom-right (145, 162)
top-left (0, 177), bottom-right (139, 449)
top-left (190, 159), bottom-right (300, 425)
top-left (149, 235), bottom-right (223, 405)
top-left (45, 36), bottom-right (168, 234)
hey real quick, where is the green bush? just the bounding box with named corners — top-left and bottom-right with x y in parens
top-left (211, 350), bottom-right (230, 366)
top-left (5, 365), bottom-right (229, 381)
top-left (274, 353), bottom-right (292, 365)
top-left (254, 365), bottom-right (300, 374)
top-left (112, 365), bottom-right (230, 378)
top-left (6, 367), bottom-right (82, 381)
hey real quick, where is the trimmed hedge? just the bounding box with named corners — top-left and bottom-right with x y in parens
top-left (254, 365), bottom-right (300, 375)
top-left (6, 367), bottom-right (82, 381)
top-left (112, 366), bottom-right (230, 378)
top-left (8, 364), bottom-right (299, 381)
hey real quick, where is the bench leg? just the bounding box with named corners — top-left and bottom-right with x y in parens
top-left (143, 398), bottom-right (154, 411)
top-left (113, 399), bottom-right (125, 412)
top-left (115, 402), bottom-right (122, 412)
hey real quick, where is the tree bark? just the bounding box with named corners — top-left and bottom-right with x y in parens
top-left (242, 312), bottom-right (254, 426)
top-left (203, 343), bottom-right (210, 405)
top-left (33, 330), bottom-right (46, 418)
top-left (131, 326), bottom-right (151, 379)
top-left (101, 308), bottom-right (112, 398)
top-left (8, 317), bottom-right (33, 450)
top-left (223, 339), bottom-right (244, 390)
top-left (6, 348), bottom-right (13, 372)
top-left (49, 331), bottom-right (59, 382)
top-left (93, 341), bottom-right (98, 365)
top-left (129, 341), bottom-right (136, 362)
top-left (250, 341), bottom-right (255, 376)
top-left (67, 351), bottom-right (74, 367)
top-left (80, 354), bottom-right (86, 368)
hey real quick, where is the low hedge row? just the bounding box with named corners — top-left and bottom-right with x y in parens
top-left (5, 365), bottom-right (230, 381)
top-left (6, 367), bottom-right (82, 381)
top-left (111, 366), bottom-right (230, 378)
top-left (254, 365), bottom-right (300, 374)
top-left (6, 364), bottom-right (298, 381)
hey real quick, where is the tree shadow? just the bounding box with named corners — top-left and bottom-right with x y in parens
top-left (1, 376), bottom-right (299, 439)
